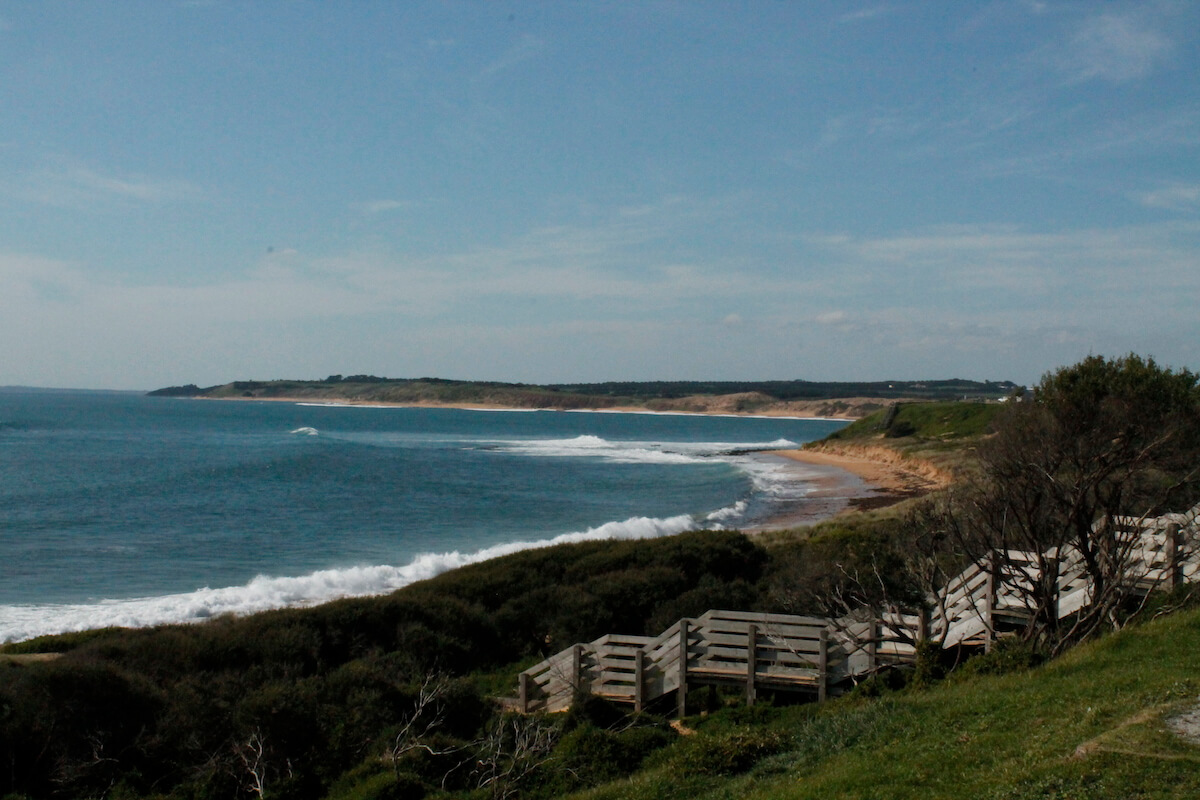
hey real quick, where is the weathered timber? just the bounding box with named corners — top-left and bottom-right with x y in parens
top-left (515, 501), bottom-right (1200, 715)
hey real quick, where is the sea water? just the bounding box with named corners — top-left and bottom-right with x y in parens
top-left (0, 389), bottom-right (848, 642)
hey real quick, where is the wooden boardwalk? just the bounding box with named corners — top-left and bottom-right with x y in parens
top-left (515, 502), bottom-right (1200, 715)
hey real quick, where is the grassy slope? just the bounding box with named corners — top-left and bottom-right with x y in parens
top-left (574, 602), bottom-right (1200, 800)
top-left (812, 400), bottom-right (1004, 479)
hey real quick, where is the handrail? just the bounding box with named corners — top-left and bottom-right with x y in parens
top-left (516, 501), bottom-right (1199, 713)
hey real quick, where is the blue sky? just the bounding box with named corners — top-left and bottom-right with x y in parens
top-left (1, 1), bottom-right (1197, 389)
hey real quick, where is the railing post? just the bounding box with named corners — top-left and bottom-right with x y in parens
top-left (984, 553), bottom-right (997, 653)
top-left (634, 648), bottom-right (645, 713)
top-left (572, 645), bottom-right (584, 696)
top-left (866, 617), bottom-right (878, 671)
top-left (519, 672), bottom-right (531, 713)
top-left (818, 628), bottom-right (828, 702)
top-left (746, 623), bottom-right (758, 707)
top-left (677, 620), bottom-right (689, 718)
top-left (1048, 554), bottom-right (1061, 622)
top-left (1167, 523), bottom-right (1182, 590)
top-left (917, 604), bottom-right (930, 643)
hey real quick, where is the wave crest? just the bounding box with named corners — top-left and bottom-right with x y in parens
top-left (0, 512), bottom-right (712, 643)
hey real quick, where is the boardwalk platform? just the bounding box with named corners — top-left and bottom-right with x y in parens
top-left (515, 502), bottom-right (1200, 715)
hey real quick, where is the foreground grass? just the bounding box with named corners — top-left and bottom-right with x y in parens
top-left (573, 605), bottom-right (1200, 800)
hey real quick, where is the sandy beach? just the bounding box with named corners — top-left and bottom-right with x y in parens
top-left (201, 394), bottom-right (893, 420)
top-left (745, 446), bottom-right (950, 531)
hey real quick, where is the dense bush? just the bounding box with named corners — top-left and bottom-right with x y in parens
top-left (650, 726), bottom-right (790, 776)
top-left (0, 530), bottom-right (765, 799)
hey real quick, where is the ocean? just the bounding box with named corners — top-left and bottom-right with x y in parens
top-left (0, 389), bottom-right (849, 643)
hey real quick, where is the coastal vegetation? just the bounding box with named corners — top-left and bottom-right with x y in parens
top-left (147, 377), bottom-right (1018, 419)
top-left (4, 355), bottom-right (1198, 799)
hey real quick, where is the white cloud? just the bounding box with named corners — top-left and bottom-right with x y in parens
top-left (815, 310), bottom-right (848, 325)
top-left (1058, 12), bottom-right (1174, 83)
top-left (836, 6), bottom-right (890, 25)
top-left (12, 163), bottom-right (202, 210)
top-left (1135, 184), bottom-right (1200, 211)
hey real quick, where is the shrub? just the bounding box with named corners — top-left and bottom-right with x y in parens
top-left (953, 637), bottom-right (1043, 678)
top-left (652, 726), bottom-right (790, 776)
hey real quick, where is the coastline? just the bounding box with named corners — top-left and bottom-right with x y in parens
top-left (743, 447), bottom-right (949, 532)
top-left (192, 394), bottom-right (879, 420)
top-left (207, 395), bottom-right (930, 529)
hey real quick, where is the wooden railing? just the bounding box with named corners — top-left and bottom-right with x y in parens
top-left (516, 501), bottom-right (1200, 714)
top-left (518, 610), bottom-right (835, 715)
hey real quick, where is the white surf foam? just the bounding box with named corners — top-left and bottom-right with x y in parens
top-left (0, 511), bottom-right (723, 643)
top-left (490, 435), bottom-right (799, 466)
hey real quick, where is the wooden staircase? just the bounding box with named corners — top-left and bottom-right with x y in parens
top-left (515, 502), bottom-right (1200, 715)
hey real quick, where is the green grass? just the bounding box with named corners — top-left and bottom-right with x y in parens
top-left (826, 401), bottom-right (1002, 445)
top-left (569, 607), bottom-right (1200, 800)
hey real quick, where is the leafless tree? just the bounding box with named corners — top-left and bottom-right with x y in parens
top-left (234, 728), bottom-right (286, 800)
top-left (388, 672), bottom-right (459, 776)
top-left (469, 715), bottom-right (561, 800)
top-left (934, 355), bottom-right (1200, 654)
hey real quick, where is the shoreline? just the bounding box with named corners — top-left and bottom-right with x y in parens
top-left (190, 394), bottom-right (875, 421)
top-left (208, 395), bottom-right (930, 529)
top-left (744, 447), bottom-right (949, 532)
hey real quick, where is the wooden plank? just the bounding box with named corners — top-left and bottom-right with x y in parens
top-left (701, 621), bottom-right (827, 643)
top-left (701, 609), bottom-right (829, 626)
top-left (700, 628), bottom-right (825, 652)
top-left (699, 643), bottom-right (749, 662)
top-left (592, 656), bottom-right (642, 671)
top-left (592, 634), bottom-right (656, 647)
top-left (746, 623), bottom-right (758, 706)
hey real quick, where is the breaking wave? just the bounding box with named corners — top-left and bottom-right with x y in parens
top-left (490, 435), bottom-right (798, 466)
top-left (0, 510), bottom-right (734, 643)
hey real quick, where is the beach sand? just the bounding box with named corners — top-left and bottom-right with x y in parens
top-left (745, 447), bottom-right (948, 532)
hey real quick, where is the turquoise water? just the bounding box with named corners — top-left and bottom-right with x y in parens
top-left (0, 389), bottom-right (847, 641)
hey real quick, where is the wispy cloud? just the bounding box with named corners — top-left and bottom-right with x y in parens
top-left (836, 6), bottom-right (890, 25)
top-left (801, 221), bottom-right (1200, 311)
top-left (1135, 184), bottom-right (1200, 211)
top-left (352, 199), bottom-right (411, 216)
top-left (477, 33), bottom-right (544, 80)
top-left (12, 163), bottom-right (202, 210)
top-left (1055, 11), bottom-right (1174, 84)
top-left (973, 106), bottom-right (1200, 178)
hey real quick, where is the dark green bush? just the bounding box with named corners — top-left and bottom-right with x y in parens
top-left (953, 637), bottom-right (1043, 678)
top-left (651, 726), bottom-right (790, 776)
top-left (325, 763), bottom-right (427, 800)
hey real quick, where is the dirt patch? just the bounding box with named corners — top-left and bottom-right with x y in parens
top-left (0, 653), bottom-right (62, 664)
top-left (1167, 700), bottom-right (1200, 745)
